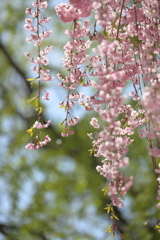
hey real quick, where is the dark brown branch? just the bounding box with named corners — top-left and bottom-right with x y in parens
top-left (0, 40), bottom-right (32, 94)
top-left (116, 0), bottom-right (125, 40)
top-left (0, 223), bottom-right (18, 236)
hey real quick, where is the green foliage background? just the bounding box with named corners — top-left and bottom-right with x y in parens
top-left (0, 0), bottom-right (160, 239)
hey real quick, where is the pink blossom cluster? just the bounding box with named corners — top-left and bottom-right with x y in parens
top-left (55, 1), bottom-right (92, 23)
top-left (55, 3), bottom-right (93, 134)
top-left (25, 0), bottom-right (53, 149)
top-left (90, 117), bottom-right (99, 129)
top-left (42, 91), bottom-right (50, 100)
top-left (68, 0), bottom-right (90, 9)
top-left (32, 0), bottom-right (48, 9)
top-left (142, 79), bottom-right (160, 158)
top-left (96, 157), bottom-right (133, 207)
top-left (25, 135), bottom-right (51, 150)
top-left (24, 0), bottom-right (53, 80)
top-left (155, 163), bottom-right (160, 208)
top-left (69, 92), bottom-right (84, 99)
top-left (33, 120), bottom-right (51, 129)
top-left (56, 0), bottom-right (160, 211)
top-left (61, 130), bottom-right (74, 137)
top-left (89, 0), bottom-right (159, 207)
top-left (67, 116), bottom-right (80, 126)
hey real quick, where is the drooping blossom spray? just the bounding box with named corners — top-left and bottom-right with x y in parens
top-left (24, 0), bottom-right (53, 150)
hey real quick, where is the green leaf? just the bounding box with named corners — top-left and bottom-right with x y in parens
top-left (102, 187), bottom-right (109, 196)
top-left (105, 226), bottom-right (112, 233)
top-left (103, 31), bottom-right (114, 42)
top-left (59, 106), bottom-right (65, 108)
top-left (35, 100), bottom-right (38, 107)
top-left (59, 120), bottom-right (65, 127)
top-left (26, 127), bottom-right (34, 137)
top-left (26, 78), bottom-right (36, 81)
top-left (155, 225), bottom-right (160, 229)
top-left (27, 96), bottom-right (37, 104)
top-left (104, 204), bottom-right (111, 214)
top-left (155, 225), bottom-right (160, 233)
top-left (103, 31), bottom-right (109, 38)
top-left (36, 107), bottom-right (42, 114)
top-left (79, 77), bottom-right (84, 84)
top-left (39, 107), bottom-right (42, 114)
top-left (113, 214), bottom-right (119, 220)
top-left (128, 36), bottom-right (142, 46)
top-left (88, 148), bottom-right (94, 156)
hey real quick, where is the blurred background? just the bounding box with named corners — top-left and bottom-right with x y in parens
top-left (0, 0), bottom-right (160, 239)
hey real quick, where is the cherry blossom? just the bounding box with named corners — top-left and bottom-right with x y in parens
top-left (25, 0), bottom-right (160, 236)
top-left (24, 0), bottom-right (53, 149)
top-left (55, 1), bottom-right (160, 234)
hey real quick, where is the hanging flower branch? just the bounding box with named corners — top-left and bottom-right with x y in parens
top-left (24, 0), bottom-right (53, 150)
top-left (55, 1), bottom-right (93, 137)
top-left (24, 0), bottom-right (160, 237)
top-left (55, 0), bottom-right (160, 237)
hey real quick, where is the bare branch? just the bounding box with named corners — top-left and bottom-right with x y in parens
top-left (0, 40), bottom-right (32, 94)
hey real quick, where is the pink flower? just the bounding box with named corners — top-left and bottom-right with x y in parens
top-left (26, 8), bottom-right (32, 15)
top-left (34, 39), bottom-right (43, 46)
top-left (67, 117), bottom-right (80, 126)
top-left (129, 91), bottom-right (140, 101)
top-left (39, 17), bottom-right (51, 24)
top-left (25, 143), bottom-right (36, 150)
top-left (40, 46), bottom-right (53, 56)
top-left (55, 3), bottom-right (92, 23)
top-left (61, 132), bottom-right (69, 137)
top-left (37, 56), bottom-right (49, 65)
top-left (42, 91), bottom-right (50, 100)
top-left (90, 117), bottom-right (99, 129)
top-left (40, 30), bottom-right (53, 38)
top-left (45, 135), bottom-right (51, 142)
top-left (40, 73), bottom-right (53, 81)
top-left (69, 131), bottom-right (74, 135)
top-left (24, 53), bottom-right (30, 58)
top-left (32, 1), bottom-right (48, 9)
top-left (30, 33), bottom-right (39, 41)
top-left (96, 166), bottom-right (102, 172)
top-left (25, 18), bottom-right (32, 24)
top-left (33, 120), bottom-right (51, 129)
top-left (68, 0), bottom-right (88, 9)
top-left (87, 133), bottom-right (93, 139)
